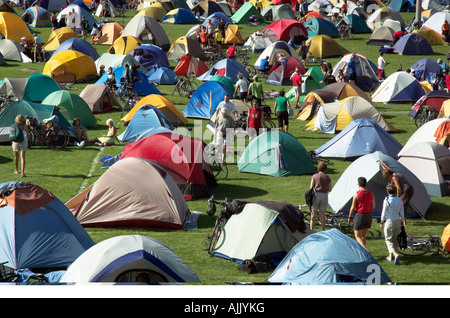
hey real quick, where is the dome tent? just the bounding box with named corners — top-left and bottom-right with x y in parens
top-left (43, 50), bottom-right (97, 83)
top-left (51, 38), bottom-right (100, 61)
top-left (393, 33), bottom-right (434, 55)
top-left (305, 34), bottom-right (349, 58)
top-left (121, 15), bottom-right (170, 50)
top-left (183, 81), bottom-right (231, 119)
top-left (371, 71), bottom-right (426, 104)
top-left (263, 18), bottom-right (308, 44)
top-left (332, 53), bottom-right (379, 91)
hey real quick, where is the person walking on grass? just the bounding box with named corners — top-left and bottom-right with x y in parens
top-left (348, 177), bottom-right (375, 251)
top-left (11, 115), bottom-right (29, 178)
top-left (273, 89), bottom-right (291, 132)
top-left (380, 184), bottom-right (405, 265)
top-left (309, 161), bottom-right (332, 232)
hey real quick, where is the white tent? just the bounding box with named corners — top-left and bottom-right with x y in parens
top-left (253, 41), bottom-right (302, 68)
top-left (371, 71), bottom-right (426, 104)
top-left (421, 12), bottom-right (450, 38)
top-left (95, 53), bottom-right (148, 73)
top-left (243, 31), bottom-right (272, 53)
top-left (398, 142), bottom-right (450, 197)
top-left (0, 39), bottom-right (32, 62)
top-left (95, 0), bottom-right (117, 17)
top-left (332, 52), bottom-right (379, 91)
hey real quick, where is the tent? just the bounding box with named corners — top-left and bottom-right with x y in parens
top-left (366, 6), bottom-right (405, 29)
top-left (129, 44), bottom-right (170, 70)
top-left (412, 29), bottom-right (447, 46)
top-left (254, 41), bottom-right (302, 69)
top-left (121, 15), bottom-right (170, 50)
top-left (79, 84), bottom-right (121, 114)
top-left (438, 100), bottom-right (450, 118)
top-left (231, 2), bottom-right (265, 24)
top-left (388, 0), bottom-right (414, 11)
top-left (51, 38), bottom-right (100, 61)
top-left (0, 182), bottom-right (95, 270)
top-left (366, 26), bottom-right (396, 46)
top-left (136, 3), bottom-right (167, 21)
top-left (328, 151), bottom-right (432, 218)
top-left (91, 22), bottom-right (123, 45)
top-left (0, 0), bottom-right (14, 12)
top-left (261, 4), bottom-right (295, 21)
top-left (332, 53), bottom-right (379, 91)
top-left (263, 19), bottom-right (308, 44)
top-left (268, 229), bottom-right (391, 285)
top-left (243, 31), bottom-right (272, 53)
top-left (306, 96), bottom-right (396, 133)
top-left (211, 201), bottom-right (311, 264)
top-left (304, 17), bottom-right (339, 38)
top-left (108, 35), bottom-right (142, 55)
top-left (41, 90), bottom-right (97, 129)
top-left (122, 94), bottom-right (187, 126)
top-left (117, 105), bottom-right (173, 142)
top-left (96, 66), bottom-right (161, 96)
top-left (60, 235), bottom-right (201, 284)
top-left (43, 50), bottom-right (97, 83)
top-left (147, 67), bottom-right (178, 85)
top-left (57, 4), bottom-right (97, 32)
top-left (174, 54), bottom-right (209, 77)
top-left (371, 71), bottom-right (426, 104)
top-left (421, 12), bottom-right (450, 39)
top-left (0, 39), bottom-right (32, 63)
top-left (191, 1), bottom-right (224, 18)
top-left (0, 73), bottom-right (61, 103)
top-left (197, 58), bottom-right (249, 83)
top-left (237, 131), bottom-right (316, 177)
top-left (201, 11), bottom-right (230, 28)
top-left (167, 36), bottom-right (206, 61)
top-left (65, 157), bottom-right (190, 229)
top-left (410, 58), bottom-right (443, 83)
top-left (223, 24), bottom-right (244, 45)
top-left (95, 53), bottom-right (146, 73)
top-left (43, 27), bottom-right (78, 53)
top-left (21, 6), bottom-right (52, 27)
top-left (183, 81), bottom-right (231, 119)
top-left (313, 118), bottom-right (402, 159)
top-left (442, 224), bottom-right (450, 252)
top-left (160, 8), bottom-right (198, 24)
top-left (336, 14), bottom-right (371, 34)
top-left (0, 12), bottom-right (33, 43)
top-left (398, 142), bottom-right (450, 197)
top-left (209, 74), bottom-right (234, 93)
top-left (38, 0), bottom-right (71, 11)
top-left (305, 34), bottom-right (349, 58)
top-left (393, 33), bottom-right (434, 55)
top-left (95, 0), bottom-right (117, 17)
top-left (119, 132), bottom-right (218, 200)
top-left (286, 65), bottom-right (324, 104)
top-left (265, 56), bottom-right (305, 86)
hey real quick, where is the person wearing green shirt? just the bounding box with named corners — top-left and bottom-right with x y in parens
top-left (273, 90), bottom-right (291, 132)
top-left (248, 75), bottom-right (264, 106)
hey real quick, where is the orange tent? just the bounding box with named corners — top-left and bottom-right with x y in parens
top-left (173, 54), bottom-right (208, 77)
top-left (442, 224), bottom-right (450, 252)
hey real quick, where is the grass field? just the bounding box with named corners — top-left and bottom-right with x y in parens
top-left (0, 7), bottom-right (449, 287)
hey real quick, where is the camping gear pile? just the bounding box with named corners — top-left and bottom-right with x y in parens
top-left (0, 0), bottom-right (449, 287)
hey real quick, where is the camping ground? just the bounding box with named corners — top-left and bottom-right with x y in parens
top-left (0, 7), bottom-right (449, 286)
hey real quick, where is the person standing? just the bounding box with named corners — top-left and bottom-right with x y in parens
top-left (214, 108), bottom-right (234, 163)
top-left (33, 33), bottom-right (43, 62)
top-left (345, 54), bottom-right (357, 83)
top-left (11, 115), bottom-right (29, 178)
top-left (234, 73), bottom-right (249, 102)
top-left (215, 93), bottom-right (237, 121)
top-left (348, 177), bottom-right (375, 251)
top-left (247, 98), bottom-right (265, 142)
top-left (377, 51), bottom-right (388, 80)
top-left (442, 20), bottom-right (449, 42)
top-left (309, 161), bottom-right (332, 232)
top-left (273, 90), bottom-right (291, 132)
top-left (248, 75), bottom-right (264, 106)
top-left (291, 66), bottom-right (302, 108)
top-left (380, 184), bottom-right (405, 265)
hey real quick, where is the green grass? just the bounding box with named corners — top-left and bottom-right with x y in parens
top-left (0, 7), bottom-right (449, 286)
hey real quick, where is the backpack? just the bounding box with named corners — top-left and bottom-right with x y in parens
top-left (9, 123), bottom-right (24, 142)
top-left (237, 254), bottom-right (274, 274)
top-left (397, 226), bottom-right (407, 250)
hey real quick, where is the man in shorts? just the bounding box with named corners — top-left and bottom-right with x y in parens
top-left (348, 177), bottom-right (375, 251)
top-left (291, 67), bottom-right (302, 108)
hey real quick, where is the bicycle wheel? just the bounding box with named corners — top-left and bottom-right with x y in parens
top-left (207, 219), bottom-right (224, 255)
top-left (27, 128), bottom-right (38, 148)
top-left (415, 115), bottom-right (426, 128)
top-left (245, 65), bottom-right (255, 77)
top-left (45, 127), bottom-right (70, 149)
top-left (398, 235), bottom-right (430, 256)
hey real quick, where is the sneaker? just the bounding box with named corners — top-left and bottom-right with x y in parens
top-left (394, 255), bottom-right (400, 265)
top-left (79, 140), bottom-right (85, 147)
top-left (74, 142), bottom-right (80, 147)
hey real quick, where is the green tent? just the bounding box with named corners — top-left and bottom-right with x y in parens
top-left (42, 90), bottom-right (97, 129)
top-left (336, 14), bottom-right (371, 34)
top-left (287, 65), bottom-right (325, 104)
top-left (231, 2), bottom-right (265, 24)
top-left (0, 73), bottom-right (61, 103)
top-left (209, 74), bottom-right (234, 95)
top-left (237, 130), bottom-right (316, 177)
top-left (261, 4), bottom-right (295, 21)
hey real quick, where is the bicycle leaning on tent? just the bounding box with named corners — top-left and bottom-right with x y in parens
top-left (205, 196), bottom-right (233, 255)
top-left (26, 116), bottom-right (70, 150)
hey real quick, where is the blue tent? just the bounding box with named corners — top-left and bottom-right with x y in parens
top-left (201, 12), bottom-right (230, 28)
top-left (51, 38), bottom-right (99, 61)
top-left (147, 67), bottom-right (178, 85)
top-left (393, 33), bottom-right (433, 55)
top-left (160, 8), bottom-right (199, 24)
top-left (96, 66), bottom-right (161, 96)
top-left (388, 0), bottom-right (414, 12)
top-left (304, 17), bottom-right (339, 38)
top-left (410, 58), bottom-right (443, 83)
top-left (129, 44), bottom-right (169, 71)
top-left (117, 105), bottom-right (173, 142)
top-left (314, 118), bottom-right (403, 160)
top-left (183, 81), bottom-right (231, 119)
top-left (0, 181), bottom-right (95, 270)
top-left (197, 58), bottom-right (249, 83)
top-left (268, 229), bottom-right (392, 285)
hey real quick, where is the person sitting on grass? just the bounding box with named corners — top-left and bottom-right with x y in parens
top-left (88, 118), bottom-right (119, 147)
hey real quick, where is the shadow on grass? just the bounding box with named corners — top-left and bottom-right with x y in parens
top-left (0, 155), bottom-right (13, 164)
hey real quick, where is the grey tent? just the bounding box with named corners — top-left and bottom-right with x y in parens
top-left (121, 15), bottom-right (170, 50)
top-left (0, 39), bottom-right (33, 62)
top-left (366, 26), bottom-right (396, 46)
top-left (79, 84), bottom-right (121, 114)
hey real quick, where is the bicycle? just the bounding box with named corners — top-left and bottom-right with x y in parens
top-left (235, 49), bottom-right (255, 76)
top-left (308, 150), bottom-right (332, 166)
top-left (414, 105), bottom-right (439, 128)
top-left (339, 24), bottom-right (354, 40)
top-left (206, 195), bottom-right (233, 255)
top-left (0, 261), bottom-right (20, 282)
top-left (172, 76), bottom-right (198, 97)
top-left (0, 93), bottom-right (14, 112)
top-left (260, 105), bottom-right (276, 129)
top-left (302, 208), bottom-right (351, 230)
top-left (398, 234), bottom-right (448, 257)
top-left (26, 116), bottom-right (70, 150)
top-left (204, 142), bottom-right (229, 180)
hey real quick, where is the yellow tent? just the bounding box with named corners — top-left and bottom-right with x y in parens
top-left (108, 35), bottom-right (142, 55)
top-left (43, 50), bottom-right (97, 83)
top-left (306, 35), bottom-right (349, 58)
top-left (438, 100), bottom-right (450, 118)
top-left (442, 224), bottom-right (450, 252)
top-left (121, 94), bottom-right (187, 126)
top-left (136, 2), bottom-right (167, 21)
top-left (412, 29), bottom-right (447, 46)
top-left (92, 22), bottom-right (123, 45)
top-left (249, 0), bottom-right (272, 10)
top-left (43, 27), bottom-right (77, 52)
top-left (167, 36), bottom-right (205, 61)
top-left (224, 24), bottom-right (244, 45)
top-left (0, 12), bottom-right (33, 43)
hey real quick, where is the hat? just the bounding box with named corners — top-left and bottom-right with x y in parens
top-left (220, 108), bottom-right (227, 114)
top-left (21, 37), bottom-right (26, 40)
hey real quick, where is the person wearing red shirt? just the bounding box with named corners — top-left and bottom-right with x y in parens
top-left (348, 177), bottom-right (375, 251)
top-left (246, 99), bottom-right (265, 142)
top-left (291, 67), bottom-right (302, 108)
top-left (227, 43), bottom-right (237, 59)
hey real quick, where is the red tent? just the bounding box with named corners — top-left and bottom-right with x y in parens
top-left (120, 132), bottom-right (217, 201)
top-left (266, 56), bottom-right (305, 85)
top-left (174, 54), bottom-right (209, 77)
top-left (263, 19), bottom-right (308, 44)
